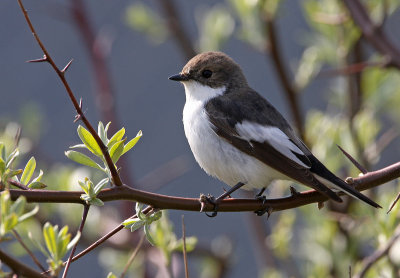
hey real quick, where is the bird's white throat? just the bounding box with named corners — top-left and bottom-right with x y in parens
top-left (182, 81), bottom-right (226, 103)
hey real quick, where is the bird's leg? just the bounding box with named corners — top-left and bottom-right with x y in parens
top-left (202, 182), bottom-right (246, 217)
top-left (254, 187), bottom-right (272, 217)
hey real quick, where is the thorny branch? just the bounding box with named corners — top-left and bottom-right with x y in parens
top-left (8, 162), bottom-right (400, 213)
top-left (17, 0), bottom-right (123, 187)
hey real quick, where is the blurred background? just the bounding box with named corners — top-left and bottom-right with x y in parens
top-left (1, 0), bottom-right (400, 277)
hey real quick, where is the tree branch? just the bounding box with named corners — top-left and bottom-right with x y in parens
top-left (8, 162), bottom-right (400, 213)
top-left (0, 248), bottom-right (47, 278)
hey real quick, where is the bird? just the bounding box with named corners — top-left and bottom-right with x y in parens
top-left (169, 51), bottom-right (380, 214)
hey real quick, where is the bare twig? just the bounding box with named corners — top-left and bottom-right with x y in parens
top-left (354, 224), bottom-right (400, 278)
top-left (318, 59), bottom-right (389, 78)
top-left (62, 204), bottom-right (90, 278)
top-left (157, 0), bottom-right (196, 60)
top-left (120, 233), bottom-right (145, 278)
top-left (12, 229), bottom-right (46, 272)
top-left (17, 0), bottom-right (123, 186)
top-left (182, 215), bottom-right (189, 278)
top-left (8, 162), bottom-right (400, 213)
top-left (342, 0), bottom-right (400, 69)
top-left (0, 248), bottom-right (47, 278)
top-left (261, 10), bottom-right (304, 139)
top-left (10, 180), bottom-right (31, 190)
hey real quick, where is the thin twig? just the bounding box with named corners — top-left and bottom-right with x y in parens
top-left (157, 0), bottom-right (196, 60)
top-left (62, 204), bottom-right (90, 278)
top-left (181, 215), bottom-right (189, 278)
top-left (120, 233), bottom-right (145, 278)
top-left (10, 180), bottom-right (31, 190)
top-left (318, 59), bottom-right (389, 78)
top-left (12, 229), bottom-right (46, 272)
top-left (17, 0), bottom-right (123, 186)
top-left (354, 224), bottom-right (400, 278)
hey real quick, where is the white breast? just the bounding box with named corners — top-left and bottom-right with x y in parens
top-left (182, 81), bottom-right (284, 190)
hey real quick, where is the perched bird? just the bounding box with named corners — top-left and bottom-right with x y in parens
top-left (169, 51), bottom-right (380, 212)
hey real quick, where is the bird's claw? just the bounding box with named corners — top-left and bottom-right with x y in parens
top-left (199, 194), bottom-right (219, 217)
top-left (254, 195), bottom-right (272, 218)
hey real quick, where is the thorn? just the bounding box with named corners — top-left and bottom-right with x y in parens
top-left (61, 59), bottom-right (73, 73)
top-left (26, 55), bottom-right (47, 63)
top-left (289, 186), bottom-right (299, 196)
top-left (337, 145), bottom-right (368, 174)
top-left (79, 98), bottom-right (83, 109)
top-left (345, 177), bottom-right (354, 185)
top-left (387, 192), bottom-right (400, 214)
top-left (318, 201), bottom-right (325, 209)
top-left (74, 114), bottom-right (81, 123)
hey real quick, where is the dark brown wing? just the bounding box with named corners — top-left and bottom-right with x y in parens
top-left (204, 90), bottom-right (343, 202)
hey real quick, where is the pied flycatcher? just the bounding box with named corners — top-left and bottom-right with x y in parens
top-left (169, 51), bottom-right (380, 210)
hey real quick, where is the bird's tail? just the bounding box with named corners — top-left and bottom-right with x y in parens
top-left (314, 173), bottom-right (381, 208)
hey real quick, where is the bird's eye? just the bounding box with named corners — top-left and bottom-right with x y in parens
top-left (201, 69), bottom-right (212, 78)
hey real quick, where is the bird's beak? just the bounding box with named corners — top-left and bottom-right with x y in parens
top-left (169, 73), bottom-right (189, 82)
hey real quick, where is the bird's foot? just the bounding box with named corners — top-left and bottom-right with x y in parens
top-left (199, 194), bottom-right (219, 217)
top-left (254, 195), bottom-right (273, 218)
top-left (199, 182), bottom-right (246, 217)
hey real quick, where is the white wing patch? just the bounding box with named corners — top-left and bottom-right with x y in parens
top-left (235, 121), bottom-right (310, 168)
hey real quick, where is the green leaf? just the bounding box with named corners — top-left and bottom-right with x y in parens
top-left (6, 148), bottom-right (19, 168)
top-left (31, 169), bottom-right (44, 183)
top-left (77, 125), bottom-right (103, 157)
top-left (93, 178), bottom-right (109, 194)
top-left (10, 196), bottom-right (26, 216)
top-left (21, 157), bottom-right (36, 185)
top-left (78, 180), bottom-right (89, 194)
top-left (144, 224), bottom-right (156, 246)
top-left (0, 143), bottom-right (5, 162)
top-left (172, 236), bottom-right (198, 252)
top-left (123, 218), bottom-right (145, 232)
top-left (43, 223), bottom-right (57, 258)
top-left (69, 144), bottom-right (87, 149)
top-left (4, 169), bottom-right (23, 180)
top-left (98, 122), bottom-right (108, 145)
top-left (107, 127), bottom-right (125, 148)
top-left (4, 214), bottom-right (18, 234)
top-left (0, 158), bottom-right (5, 174)
top-left (65, 150), bottom-right (103, 171)
top-left (88, 198), bottom-right (104, 206)
top-left (28, 181), bottom-right (47, 189)
top-left (122, 130), bottom-right (142, 155)
top-left (18, 205), bottom-right (39, 222)
top-left (109, 139), bottom-right (125, 163)
top-left (67, 231), bottom-right (81, 251)
top-left (107, 273), bottom-right (117, 278)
